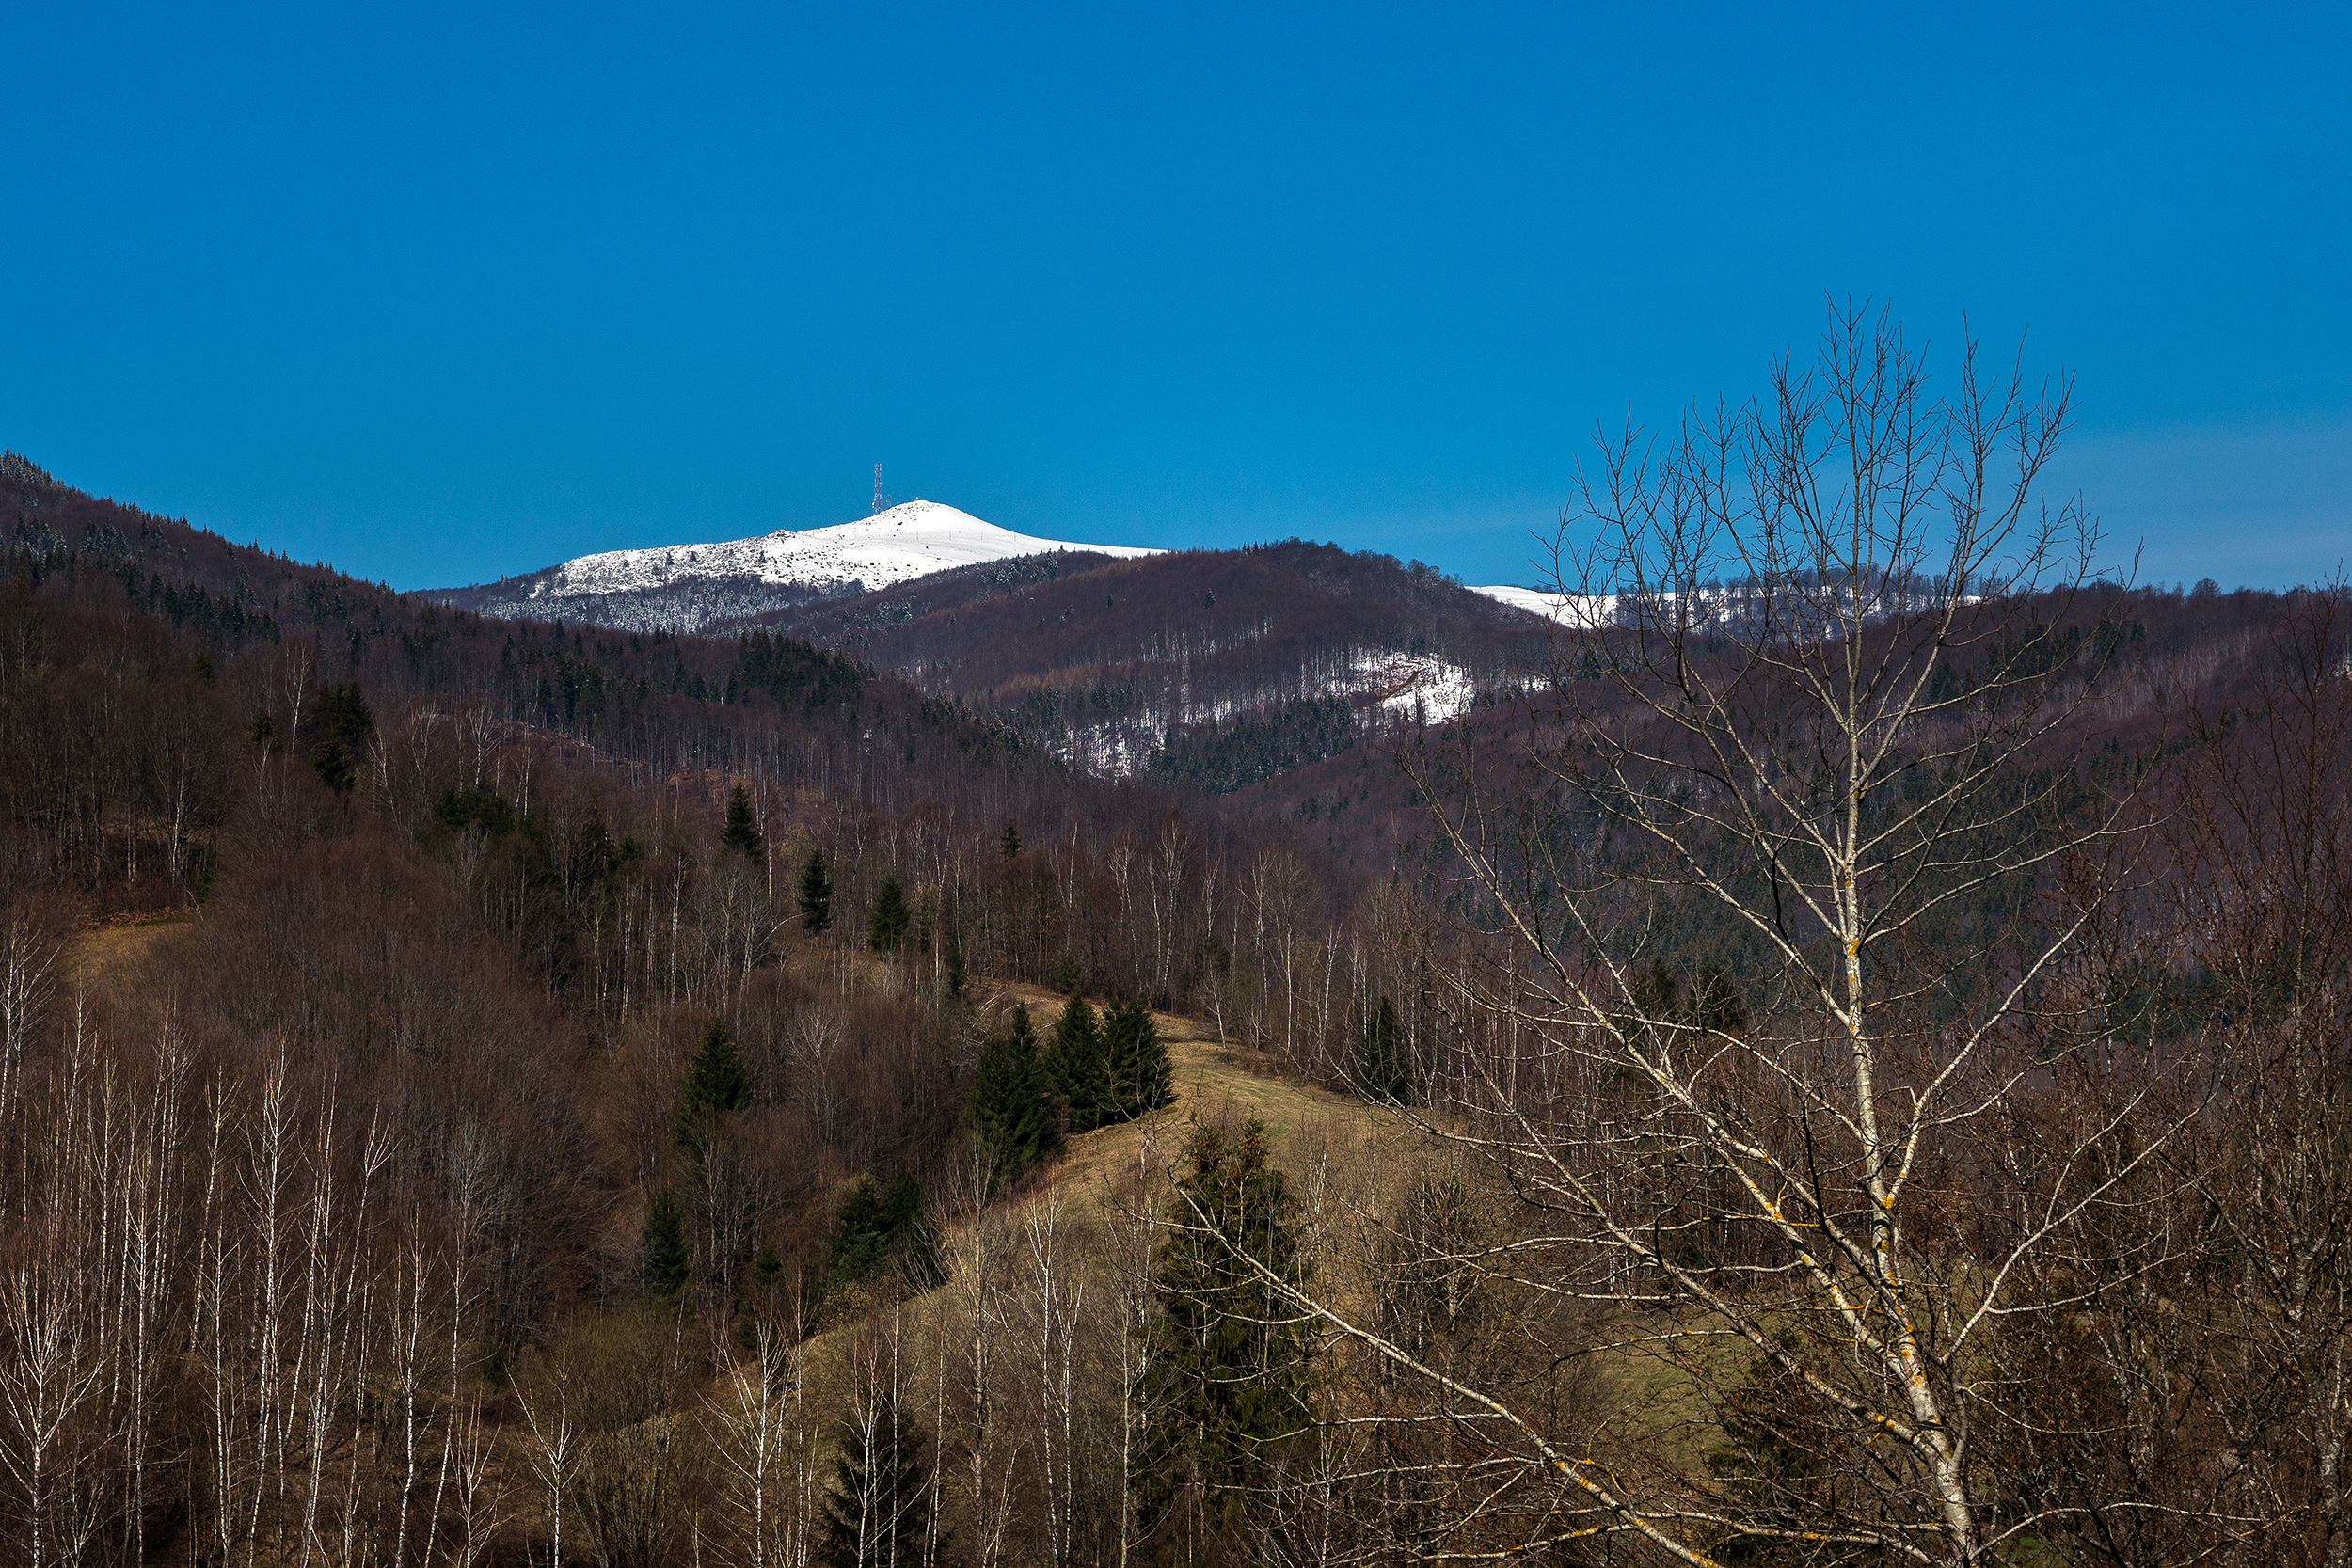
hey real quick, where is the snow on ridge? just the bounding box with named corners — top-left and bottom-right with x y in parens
top-left (1471, 584), bottom-right (1620, 629)
top-left (1475, 579), bottom-right (1975, 641)
top-left (535, 500), bottom-right (1161, 601)
top-left (1046, 652), bottom-right (1486, 782)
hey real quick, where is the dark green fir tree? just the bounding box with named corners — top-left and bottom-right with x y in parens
top-left (1101, 999), bottom-right (1172, 1121)
top-left (309, 680), bottom-right (374, 796)
top-left (674, 1016), bottom-right (752, 1157)
top-left (868, 875), bottom-right (912, 952)
top-left (1043, 991), bottom-right (1110, 1132)
top-left (721, 783), bottom-right (765, 862)
top-left (799, 849), bottom-right (834, 934)
top-left (1358, 995), bottom-right (1409, 1103)
top-left (736, 1236), bottom-right (790, 1348)
top-left (642, 1188), bottom-right (690, 1299)
top-left (1703, 1337), bottom-right (1841, 1564)
top-left (971, 1005), bottom-right (1060, 1190)
top-left (311, 736), bottom-right (358, 796)
top-left (816, 1391), bottom-right (946, 1568)
top-left (999, 817), bottom-right (1022, 859)
top-left (1136, 1118), bottom-right (1312, 1550)
top-left (826, 1170), bottom-right (941, 1292)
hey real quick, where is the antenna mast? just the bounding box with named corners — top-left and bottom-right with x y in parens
top-left (873, 463), bottom-right (884, 515)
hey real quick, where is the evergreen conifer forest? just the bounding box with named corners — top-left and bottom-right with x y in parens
top-left (1, 318), bottom-right (2349, 1565)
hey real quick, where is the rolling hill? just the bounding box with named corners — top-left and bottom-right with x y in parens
top-left (728, 538), bottom-right (1554, 785)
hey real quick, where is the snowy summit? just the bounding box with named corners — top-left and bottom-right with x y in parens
top-left (429, 500), bottom-right (1164, 633)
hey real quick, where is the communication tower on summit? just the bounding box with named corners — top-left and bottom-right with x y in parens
top-left (872, 464), bottom-right (885, 515)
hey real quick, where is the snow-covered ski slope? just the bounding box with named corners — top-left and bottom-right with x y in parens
top-left (433, 500), bottom-right (1164, 633)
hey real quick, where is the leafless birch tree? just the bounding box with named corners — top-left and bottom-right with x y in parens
top-left (1248, 302), bottom-right (2187, 1565)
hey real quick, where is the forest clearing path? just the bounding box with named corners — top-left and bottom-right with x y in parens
top-left (975, 981), bottom-right (1725, 1480)
top-left (982, 979), bottom-right (1398, 1199)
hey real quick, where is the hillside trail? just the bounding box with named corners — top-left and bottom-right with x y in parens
top-left (982, 979), bottom-right (1397, 1207)
top-left (54, 921), bottom-right (1743, 1476)
top-left (976, 983), bottom-right (1720, 1470)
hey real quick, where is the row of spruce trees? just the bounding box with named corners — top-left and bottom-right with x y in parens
top-left (645, 988), bottom-right (1174, 1308)
top-left (971, 992), bottom-right (1172, 1189)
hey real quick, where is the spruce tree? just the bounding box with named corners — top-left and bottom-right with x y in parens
top-left (1042, 991), bottom-right (1109, 1132)
top-left (721, 782), bottom-right (764, 862)
top-left (971, 1005), bottom-right (1060, 1190)
top-left (309, 682), bottom-right (373, 797)
top-left (798, 849), bottom-right (834, 933)
top-left (825, 1170), bottom-right (941, 1291)
top-left (816, 1390), bottom-right (946, 1568)
top-left (827, 1177), bottom-right (888, 1285)
top-left (737, 1238), bottom-right (788, 1348)
top-left (642, 1188), bottom-right (690, 1298)
top-left (317, 680), bottom-right (373, 748)
top-left (999, 817), bottom-right (1021, 858)
top-left (311, 739), bottom-right (358, 796)
top-left (1358, 995), bottom-right (1409, 1103)
top-left (867, 875), bottom-right (911, 952)
top-left (674, 1016), bottom-right (752, 1157)
top-left (1136, 1118), bottom-right (1311, 1547)
top-left (1101, 999), bottom-right (1171, 1121)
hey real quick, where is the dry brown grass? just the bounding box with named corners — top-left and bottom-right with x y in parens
top-left (984, 981), bottom-right (1402, 1202)
top-left (69, 911), bottom-right (194, 998)
top-left (977, 985), bottom-right (1739, 1482)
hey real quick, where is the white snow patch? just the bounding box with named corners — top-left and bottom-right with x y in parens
top-left (1368, 657), bottom-right (1478, 725)
top-left (1472, 585), bottom-right (1619, 629)
top-left (1478, 580), bottom-right (1980, 639)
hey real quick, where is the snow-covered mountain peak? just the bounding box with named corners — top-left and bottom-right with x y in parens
top-left (543, 500), bottom-right (1155, 598)
top-left (430, 500), bottom-right (1164, 633)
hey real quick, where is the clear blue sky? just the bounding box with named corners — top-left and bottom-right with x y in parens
top-left (5, 3), bottom-right (2346, 591)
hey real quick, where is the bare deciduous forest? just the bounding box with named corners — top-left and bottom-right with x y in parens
top-left (0, 313), bottom-right (2346, 1566)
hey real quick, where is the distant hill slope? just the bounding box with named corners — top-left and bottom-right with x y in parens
top-left (735, 538), bottom-right (1551, 785)
top-left (0, 452), bottom-right (1146, 844)
top-left (424, 500), bottom-right (1162, 633)
top-left (1470, 582), bottom-right (1619, 627)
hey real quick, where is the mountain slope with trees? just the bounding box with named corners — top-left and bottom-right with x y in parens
top-left (731, 537), bottom-right (1552, 784)
top-left (7, 324), bottom-right (2352, 1568)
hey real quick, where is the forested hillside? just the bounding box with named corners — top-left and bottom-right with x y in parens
top-left (0, 453), bottom-right (1427, 1563)
top-left (6, 361), bottom-right (2352, 1568)
top-left (735, 539), bottom-right (1545, 786)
